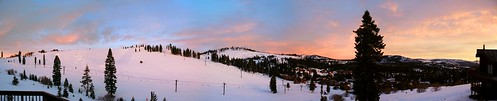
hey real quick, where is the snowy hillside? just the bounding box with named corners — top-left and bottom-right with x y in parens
top-left (203, 47), bottom-right (301, 59)
top-left (0, 48), bottom-right (328, 101)
top-left (0, 47), bottom-right (474, 101)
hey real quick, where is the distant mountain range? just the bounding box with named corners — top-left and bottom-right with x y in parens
top-left (203, 46), bottom-right (478, 69)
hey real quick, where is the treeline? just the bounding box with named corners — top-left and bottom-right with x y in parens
top-left (124, 44), bottom-right (201, 59)
top-left (208, 52), bottom-right (334, 84)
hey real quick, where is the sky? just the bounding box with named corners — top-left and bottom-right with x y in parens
top-left (0, 0), bottom-right (496, 61)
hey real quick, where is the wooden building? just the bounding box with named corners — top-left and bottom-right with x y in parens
top-left (470, 46), bottom-right (497, 100)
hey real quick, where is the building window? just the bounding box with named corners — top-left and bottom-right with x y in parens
top-left (489, 65), bottom-right (493, 75)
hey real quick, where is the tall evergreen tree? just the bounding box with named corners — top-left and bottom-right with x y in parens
top-left (353, 10), bottom-right (385, 101)
top-left (35, 57), bottom-right (37, 65)
top-left (53, 55), bottom-right (61, 86)
top-left (81, 65), bottom-right (93, 96)
top-left (18, 51), bottom-right (21, 64)
top-left (270, 76), bottom-right (277, 93)
top-left (104, 48), bottom-right (117, 96)
top-left (1, 51), bottom-right (3, 58)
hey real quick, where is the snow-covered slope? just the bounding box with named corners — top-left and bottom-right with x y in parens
top-left (0, 48), bottom-right (326, 101)
top-left (0, 47), bottom-right (474, 101)
top-left (203, 47), bottom-right (301, 59)
top-left (381, 84), bottom-right (472, 101)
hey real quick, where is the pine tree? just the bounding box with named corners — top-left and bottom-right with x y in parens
top-left (270, 76), bottom-right (277, 93)
top-left (43, 54), bottom-right (46, 66)
top-left (21, 70), bottom-right (27, 80)
top-left (79, 98), bottom-right (82, 101)
top-left (35, 57), bottom-right (37, 65)
top-left (1, 51), bottom-right (3, 58)
top-left (326, 84), bottom-right (331, 93)
top-left (52, 55), bottom-right (61, 86)
top-left (131, 96), bottom-right (135, 101)
top-left (159, 44), bottom-right (163, 53)
top-left (150, 91), bottom-right (158, 101)
top-left (57, 87), bottom-right (62, 97)
top-left (80, 65), bottom-right (93, 96)
top-left (353, 10), bottom-right (385, 101)
top-left (12, 76), bottom-right (19, 85)
top-left (64, 78), bottom-right (69, 88)
top-left (69, 84), bottom-right (74, 93)
top-left (18, 51), bottom-right (21, 64)
top-left (104, 48), bottom-right (117, 96)
top-left (163, 97), bottom-right (167, 101)
top-left (63, 87), bottom-right (68, 97)
top-left (309, 78), bottom-right (316, 92)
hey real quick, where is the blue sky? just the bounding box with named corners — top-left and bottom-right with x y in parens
top-left (0, 0), bottom-right (496, 60)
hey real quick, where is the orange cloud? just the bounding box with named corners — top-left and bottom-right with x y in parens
top-left (50, 34), bottom-right (80, 44)
top-left (380, 1), bottom-right (402, 17)
top-left (382, 10), bottom-right (497, 60)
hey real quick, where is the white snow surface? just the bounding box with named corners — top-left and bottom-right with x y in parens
top-left (0, 48), bottom-right (474, 101)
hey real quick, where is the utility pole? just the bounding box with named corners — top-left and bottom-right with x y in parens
top-left (175, 80), bottom-right (178, 92)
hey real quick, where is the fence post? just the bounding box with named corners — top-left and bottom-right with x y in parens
top-left (175, 80), bottom-right (178, 92)
top-left (223, 83), bottom-right (226, 95)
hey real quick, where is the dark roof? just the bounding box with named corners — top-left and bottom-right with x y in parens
top-left (476, 49), bottom-right (497, 62)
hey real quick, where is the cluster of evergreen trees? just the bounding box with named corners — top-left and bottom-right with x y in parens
top-left (210, 52), bottom-right (230, 64)
top-left (145, 44), bottom-right (163, 53)
top-left (166, 44), bottom-right (201, 59)
top-left (168, 44), bottom-right (182, 55)
top-left (182, 48), bottom-right (200, 59)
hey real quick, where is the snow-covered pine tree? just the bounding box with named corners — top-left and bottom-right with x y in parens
top-left (52, 55), bottom-right (61, 86)
top-left (104, 48), bottom-right (117, 96)
top-left (81, 65), bottom-right (93, 96)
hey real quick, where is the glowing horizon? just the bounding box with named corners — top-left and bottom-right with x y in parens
top-left (0, 0), bottom-right (496, 61)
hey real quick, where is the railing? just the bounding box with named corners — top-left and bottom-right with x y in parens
top-left (0, 91), bottom-right (68, 101)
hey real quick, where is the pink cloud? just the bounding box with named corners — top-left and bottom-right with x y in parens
top-left (380, 1), bottom-right (402, 17)
top-left (48, 34), bottom-right (81, 45)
